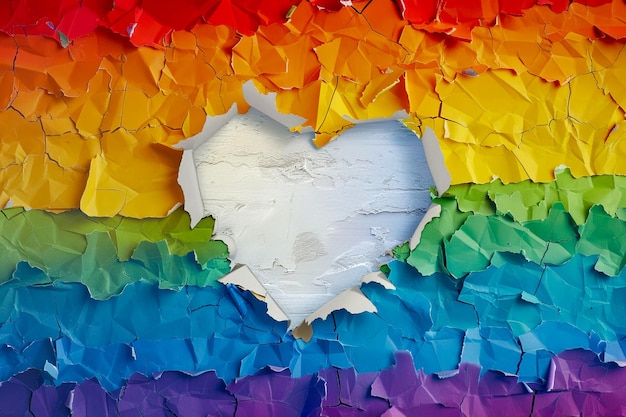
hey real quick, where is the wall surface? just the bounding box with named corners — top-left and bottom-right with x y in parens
top-left (194, 109), bottom-right (433, 323)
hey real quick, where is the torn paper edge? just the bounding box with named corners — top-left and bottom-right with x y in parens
top-left (303, 287), bottom-right (377, 325)
top-left (361, 271), bottom-right (396, 290)
top-left (175, 96), bottom-right (444, 228)
top-left (213, 234), bottom-right (237, 257)
top-left (242, 81), bottom-right (312, 131)
top-left (345, 109), bottom-right (410, 125)
top-left (177, 150), bottom-right (204, 228)
top-left (243, 82), bottom-right (410, 134)
top-left (294, 272), bottom-right (391, 335)
top-left (175, 105), bottom-right (238, 228)
top-left (175, 95), bottom-right (440, 333)
top-left (175, 91), bottom-right (313, 227)
top-left (218, 264), bottom-right (290, 324)
top-left (421, 127), bottom-right (451, 196)
top-left (174, 105), bottom-right (238, 151)
top-left (291, 273), bottom-right (396, 340)
top-left (409, 203), bottom-right (442, 250)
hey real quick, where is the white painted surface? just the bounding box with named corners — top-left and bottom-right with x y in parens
top-left (193, 109), bottom-right (433, 324)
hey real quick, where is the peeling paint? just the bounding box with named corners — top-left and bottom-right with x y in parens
top-left (193, 108), bottom-right (433, 323)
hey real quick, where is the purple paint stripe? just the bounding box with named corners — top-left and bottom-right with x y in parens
top-left (2, 349), bottom-right (626, 417)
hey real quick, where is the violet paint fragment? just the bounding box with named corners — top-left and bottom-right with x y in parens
top-left (2, 350), bottom-right (626, 416)
top-left (319, 367), bottom-right (389, 416)
top-left (30, 384), bottom-right (73, 417)
top-left (227, 368), bottom-right (325, 417)
top-left (117, 372), bottom-right (236, 417)
top-left (67, 379), bottom-right (117, 417)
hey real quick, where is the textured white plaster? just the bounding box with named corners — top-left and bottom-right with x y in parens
top-left (193, 108), bottom-right (433, 324)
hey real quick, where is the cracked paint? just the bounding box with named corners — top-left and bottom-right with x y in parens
top-left (2, 1), bottom-right (626, 416)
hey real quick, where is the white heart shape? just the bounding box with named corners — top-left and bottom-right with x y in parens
top-left (190, 109), bottom-right (434, 324)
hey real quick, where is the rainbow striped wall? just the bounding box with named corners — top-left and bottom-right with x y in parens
top-left (1, 1), bottom-right (626, 415)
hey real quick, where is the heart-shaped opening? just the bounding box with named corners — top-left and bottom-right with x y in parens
top-left (186, 108), bottom-right (435, 325)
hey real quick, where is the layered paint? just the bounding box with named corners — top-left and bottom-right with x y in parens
top-left (193, 109), bottom-right (432, 322)
top-left (1, 1), bottom-right (626, 416)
